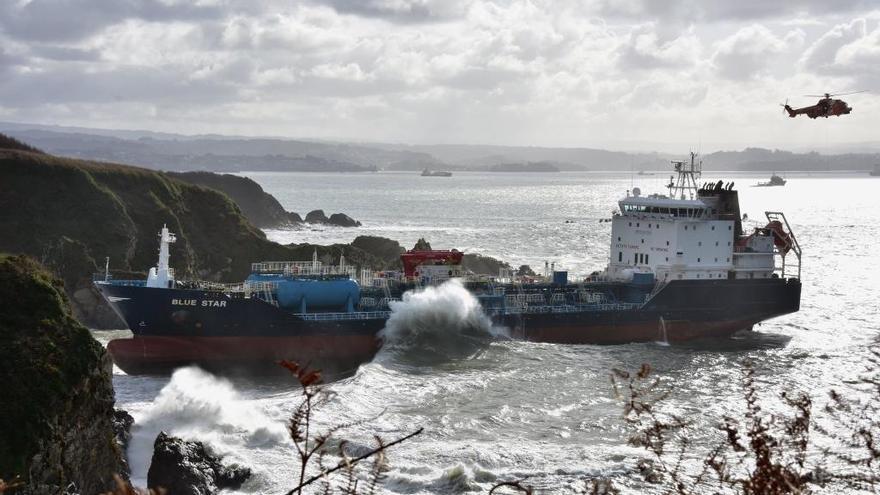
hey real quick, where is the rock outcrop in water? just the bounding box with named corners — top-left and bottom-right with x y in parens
top-left (0, 255), bottom-right (127, 493)
top-left (148, 432), bottom-right (251, 495)
top-left (328, 212), bottom-right (362, 227)
top-left (305, 209), bottom-right (362, 227)
top-left (305, 209), bottom-right (330, 223)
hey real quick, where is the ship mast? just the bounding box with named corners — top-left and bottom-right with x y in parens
top-left (146, 224), bottom-right (177, 288)
top-left (667, 151), bottom-right (702, 200)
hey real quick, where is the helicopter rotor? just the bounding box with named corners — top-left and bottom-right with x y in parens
top-left (804, 90), bottom-right (867, 98)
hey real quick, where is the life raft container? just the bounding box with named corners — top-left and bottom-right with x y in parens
top-left (765, 220), bottom-right (793, 254)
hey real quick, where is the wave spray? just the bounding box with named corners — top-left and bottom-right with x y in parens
top-left (378, 279), bottom-right (507, 363)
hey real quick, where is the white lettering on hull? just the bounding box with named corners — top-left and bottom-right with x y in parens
top-left (171, 298), bottom-right (227, 308)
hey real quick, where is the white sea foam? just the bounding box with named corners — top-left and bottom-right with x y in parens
top-left (377, 279), bottom-right (507, 363)
top-left (126, 367), bottom-right (288, 488)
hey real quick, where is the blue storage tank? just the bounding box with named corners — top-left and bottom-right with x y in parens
top-left (552, 271), bottom-right (568, 285)
top-left (631, 272), bottom-right (655, 285)
top-left (275, 278), bottom-right (360, 312)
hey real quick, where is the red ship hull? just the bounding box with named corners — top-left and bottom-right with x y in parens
top-left (108, 334), bottom-right (380, 375)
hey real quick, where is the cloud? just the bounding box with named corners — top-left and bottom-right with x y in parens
top-left (616, 23), bottom-right (701, 70)
top-left (711, 25), bottom-right (803, 80)
top-left (814, 21), bottom-right (880, 89)
top-left (0, 0), bottom-right (224, 42)
top-left (598, 0), bottom-right (871, 23)
top-left (310, 0), bottom-right (470, 23)
top-left (799, 18), bottom-right (867, 72)
top-left (29, 45), bottom-right (102, 62)
top-left (0, 0), bottom-right (878, 148)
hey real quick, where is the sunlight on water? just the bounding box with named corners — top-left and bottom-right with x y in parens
top-left (102, 171), bottom-right (880, 494)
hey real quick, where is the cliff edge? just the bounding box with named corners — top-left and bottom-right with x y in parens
top-left (0, 255), bottom-right (126, 493)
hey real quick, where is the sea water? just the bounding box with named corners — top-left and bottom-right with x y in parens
top-left (95, 171), bottom-right (880, 493)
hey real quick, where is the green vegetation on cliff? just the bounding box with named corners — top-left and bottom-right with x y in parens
top-left (169, 171), bottom-right (303, 228)
top-left (0, 146), bottom-right (400, 328)
top-left (0, 149), bottom-right (393, 284)
top-left (0, 134), bottom-right (43, 154)
top-left (0, 255), bottom-right (124, 491)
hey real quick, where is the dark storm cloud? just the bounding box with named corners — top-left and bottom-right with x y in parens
top-left (599, 0), bottom-right (872, 22)
top-left (0, 48), bottom-right (26, 76)
top-left (309, 0), bottom-right (465, 23)
top-left (0, 0), bottom-right (225, 42)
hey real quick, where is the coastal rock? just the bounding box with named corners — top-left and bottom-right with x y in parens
top-left (0, 255), bottom-right (127, 493)
top-left (517, 265), bottom-right (536, 277)
top-left (305, 209), bottom-right (329, 224)
top-left (412, 238), bottom-right (433, 251)
top-left (328, 213), bottom-right (362, 227)
top-left (71, 285), bottom-right (126, 329)
top-left (351, 236), bottom-right (404, 265)
top-left (113, 409), bottom-right (135, 453)
top-left (148, 432), bottom-right (251, 495)
top-left (462, 253), bottom-right (511, 276)
top-left (113, 409), bottom-right (134, 477)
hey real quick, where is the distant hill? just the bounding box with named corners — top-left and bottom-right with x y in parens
top-left (488, 162), bottom-right (561, 172)
top-left (703, 147), bottom-right (879, 171)
top-left (2, 122), bottom-right (879, 173)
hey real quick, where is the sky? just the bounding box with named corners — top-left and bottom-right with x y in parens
top-left (1, 0), bottom-right (879, 152)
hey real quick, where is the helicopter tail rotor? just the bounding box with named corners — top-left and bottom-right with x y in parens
top-left (780, 99), bottom-right (795, 117)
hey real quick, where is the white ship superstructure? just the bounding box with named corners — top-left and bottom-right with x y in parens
top-left (605, 153), bottom-right (800, 284)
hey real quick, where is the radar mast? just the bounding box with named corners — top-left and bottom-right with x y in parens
top-left (667, 151), bottom-right (702, 200)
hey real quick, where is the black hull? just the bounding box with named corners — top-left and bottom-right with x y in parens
top-left (97, 278), bottom-right (801, 373)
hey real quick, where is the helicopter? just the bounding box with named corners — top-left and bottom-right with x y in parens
top-left (782, 91), bottom-right (865, 119)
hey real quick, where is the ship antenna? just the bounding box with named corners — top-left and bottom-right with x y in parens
top-left (668, 151), bottom-right (701, 200)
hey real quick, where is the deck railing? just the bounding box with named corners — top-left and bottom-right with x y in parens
top-left (295, 311), bottom-right (392, 321)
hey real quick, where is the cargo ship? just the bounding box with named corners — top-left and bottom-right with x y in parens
top-left (97, 153), bottom-right (801, 374)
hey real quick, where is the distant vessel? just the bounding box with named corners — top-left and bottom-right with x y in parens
top-left (421, 169), bottom-right (452, 177)
top-left (755, 174), bottom-right (786, 187)
top-left (870, 165), bottom-right (880, 177)
top-left (98, 153), bottom-right (801, 374)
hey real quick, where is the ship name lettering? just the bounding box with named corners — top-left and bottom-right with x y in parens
top-left (201, 300), bottom-right (227, 308)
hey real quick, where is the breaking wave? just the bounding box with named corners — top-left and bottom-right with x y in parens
top-left (126, 367), bottom-right (287, 488)
top-left (377, 279), bottom-right (508, 363)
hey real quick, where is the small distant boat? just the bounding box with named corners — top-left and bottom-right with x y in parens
top-left (421, 169), bottom-right (452, 177)
top-left (870, 165), bottom-right (880, 177)
top-left (755, 174), bottom-right (786, 187)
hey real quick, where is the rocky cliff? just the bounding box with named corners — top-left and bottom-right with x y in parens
top-left (0, 147), bottom-right (388, 327)
top-left (169, 171), bottom-right (303, 228)
top-left (0, 255), bottom-right (126, 493)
